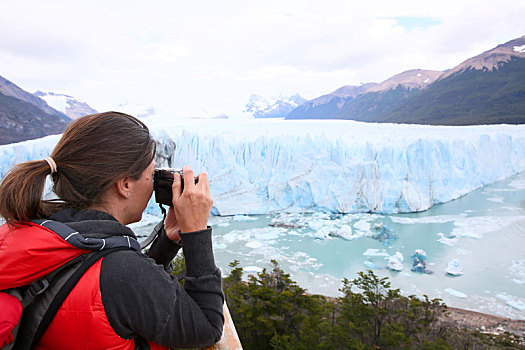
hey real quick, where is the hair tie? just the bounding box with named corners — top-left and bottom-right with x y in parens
top-left (43, 156), bottom-right (57, 174)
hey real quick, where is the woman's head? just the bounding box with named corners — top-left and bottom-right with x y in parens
top-left (0, 112), bottom-right (156, 225)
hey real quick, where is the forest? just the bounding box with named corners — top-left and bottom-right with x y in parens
top-left (174, 257), bottom-right (523, 349)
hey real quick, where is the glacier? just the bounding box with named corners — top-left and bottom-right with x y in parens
top-left (1, 119), bottom-right (525, 216)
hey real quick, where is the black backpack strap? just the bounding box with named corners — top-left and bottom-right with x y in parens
top-left (20, 253), bottom-right (88, 308)
top-left (8, 247), bottom-right (126, 350)
top-left (29, 247), bottom-right (127, 349)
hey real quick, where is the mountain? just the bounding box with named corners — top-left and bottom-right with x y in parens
top-left (34, 91), bottom-right (98, 119)
top-left (439, 36), bottom-right (525, 80)
top-left (366, 69), bottom-right (442, 92)
top-left (287, 70), bottom-right (442, 120)
top-left (245, 94), bottom-right (307, 118)
top-left (0, 76), bottom-right (69, 121)
top-left (0, 75), bottom-right (72, 145)
top-left (287, 36), bottom-right (525, 125)
top-left (287, 84), bottom-right (375, 119)
top-left (380, 36), bottom-right (525, 125)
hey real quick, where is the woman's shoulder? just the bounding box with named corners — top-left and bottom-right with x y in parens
top-left (100, 249), bottom-right (170, 280)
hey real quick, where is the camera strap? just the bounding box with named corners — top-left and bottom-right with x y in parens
top-left (138, 208), bottom-right (166, 250)
top-left (140, 216), bottom-right (166, 250)
top-left (158, 203), bottom-right (167, 218)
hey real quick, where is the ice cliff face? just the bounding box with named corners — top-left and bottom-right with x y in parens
top-left (2, 120), bottom-right (525, 216)
top-left (149, 120), bottom-right (525, 215)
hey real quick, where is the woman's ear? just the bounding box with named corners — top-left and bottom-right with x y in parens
top-left (115, 177), bottom-right (132, 199)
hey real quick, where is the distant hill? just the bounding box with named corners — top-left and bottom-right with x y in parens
top-left (0, 75), bottom-right (71, 145)
top-left (286, 36), bottom-right (525, 125)
top-left (34, 91), bottom-right (97, 119)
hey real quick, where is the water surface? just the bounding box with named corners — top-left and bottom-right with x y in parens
top-left (134, 172), bottom-right (525, 319)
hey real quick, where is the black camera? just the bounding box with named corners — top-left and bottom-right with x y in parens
top-left (153, 168), bottom-right (199, 206)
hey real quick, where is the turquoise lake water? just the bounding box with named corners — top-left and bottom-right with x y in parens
top-left (134, 171), bottom-right (525, 319)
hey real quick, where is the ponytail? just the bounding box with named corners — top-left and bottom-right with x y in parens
top-left (0, 112), bottom-right (156, 226)
top-left (0, 160), bottom-right (60, 226)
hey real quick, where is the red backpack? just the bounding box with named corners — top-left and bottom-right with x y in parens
top-left (0, 247), bottom-right (125, 350)
top-left (0, 293), bottom-right (21, 347)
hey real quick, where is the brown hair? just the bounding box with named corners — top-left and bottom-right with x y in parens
top-left (0, 112), bottom-right (156, 226)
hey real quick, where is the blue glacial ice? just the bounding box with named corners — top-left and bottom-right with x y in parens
top-left (363, 259), bottom-right (382, 270)
top-left (1, 119), bottom-right (525, 216)
top-left (148, 120), bottom-right (525, 215)
top-left (445, 288), bottom-right (468, 298)
top-left (371, 223), bottom-right (398, 245)
top-left (387, 252), bottom-right (404, 272)
top-left (497, 293), bottom-right (525, 311)
top-left (411, 249), bottom-right (432, 274)
top-left (363, 248), bottom-right (389, 257)
top-left (445, 259), bottom-right (464, 276)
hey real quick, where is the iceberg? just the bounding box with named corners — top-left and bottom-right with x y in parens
top-left (437, 232), bottom-right (458, 246)
top-left (363, 248), bottom-right (389, 257)
top-left (496, 293), bottom-right (525, 311)
top-left (386, 252), bottom-right (404, 272)
top-left (410, 249), bottom-right (432, 274)
top-left (445, 288), bottom-right (467, 298)
top-left (445, 259), bottom-right (464, 276)
top-left (1, 119), bottom-right (525, 216)
top-left (371, 223), bottom-right (398, 245)
top-left (412, 249), bottom-right (427, 260)
top-left (326, 224), bottom-right (357, 240)
top-left (507, 300), bottom-right (525, 311)
top-left (353, 220), bottom-right (371, 232)
top-left (232, 215), bottom-right (258, 221)
top-left (363, 259), bottom-right (382, 270)
top-left (269, 215), bottom-right (305, 229)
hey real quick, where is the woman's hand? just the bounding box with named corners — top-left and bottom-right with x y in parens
top-left (170, 166), bottom-right (213, 234)
top-left (164, 206), bottom-right (181, 242)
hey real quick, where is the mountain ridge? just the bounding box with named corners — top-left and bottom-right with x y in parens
top-left (0, 75), bottom-right (72, 145)
top-left (439, 35), bottom-right (525, 80)
top-left (286, 35), bottom-right (525, 125)
top-left (0, 76), bottom-right (69, 121)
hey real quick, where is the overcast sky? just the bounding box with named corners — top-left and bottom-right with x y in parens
top-left (1, 0), bottom-right (524, 118)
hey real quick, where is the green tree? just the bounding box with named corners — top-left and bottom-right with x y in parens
top-left (223, 262), bottom-right (523, 349)
top-left (224, 260), bottom-right (332, 349)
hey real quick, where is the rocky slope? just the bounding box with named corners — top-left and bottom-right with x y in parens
top-left (0, 76), bottom-right (71, 145)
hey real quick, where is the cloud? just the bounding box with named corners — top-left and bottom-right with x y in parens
top-left (1, 0), bottom-right (524, 116)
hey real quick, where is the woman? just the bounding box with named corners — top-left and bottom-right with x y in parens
top-left (0, 112), bottom-right (224, 349)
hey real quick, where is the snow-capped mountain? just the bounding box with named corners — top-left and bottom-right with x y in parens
top-left (34, 91), bottom-right (98, 120)
top-left (244, 94), bottom-right (307, 118)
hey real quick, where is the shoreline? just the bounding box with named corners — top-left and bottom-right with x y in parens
top-left (439, 306), bottom-right (525, 337)
top-left (320, 293), bottom-right (525, 337)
